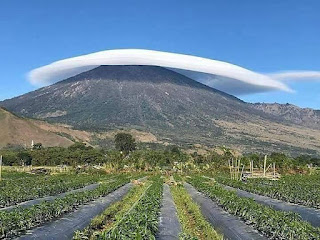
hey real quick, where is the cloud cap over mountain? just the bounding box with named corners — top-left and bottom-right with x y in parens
top-left (28, 49), bottom-right (291, 95)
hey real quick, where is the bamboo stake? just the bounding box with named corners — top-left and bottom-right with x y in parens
top-left (266, 164), bottom-right (272, 173)
top-left (240, 164), bottom-right (245, 181)
top-left (263, 155), bottom-right (267, 177)
top-left (231, 158), bottom-right (234, 180)
top-left (235, 158), bottom-right (238, 180)
top-left (0, 155), bottom-right (2, 181)
top-left (228, 159), bottom-right (232, 180)
top-left (238, 158), bottom-right (241, 181)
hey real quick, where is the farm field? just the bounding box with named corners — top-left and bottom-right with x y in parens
top-left (0, 169), bottom-right (320, 239)
top-left (0, 173), bottom-right (101, 208)
top-left (2, 1), bottom-right (320, 239)
top-left (215, 174), bottom-right (320, 209)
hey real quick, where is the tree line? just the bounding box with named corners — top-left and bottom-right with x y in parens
top-left (0, 133), bottom-right (319, 171)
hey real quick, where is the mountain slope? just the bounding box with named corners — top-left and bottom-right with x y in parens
top-left (252, 103), bottom-right (320, 130)
top-left (0, 107), bottom-right (74, 148)
top-left (0, 66), bottom-right (252, 133)
top-left (1, 65), bottom-right (320, 154)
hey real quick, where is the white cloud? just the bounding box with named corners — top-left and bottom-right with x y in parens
top-left (28, 49), bottom-right (292, 95)
top-left (268, 71), bottom-right (320, 82)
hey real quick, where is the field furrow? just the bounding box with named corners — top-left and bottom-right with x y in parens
top-left (0, 173), bottom-right (102, 208)
top-left (94, 175), bottom-right (163, 239)
top-left (0, 183), bottom-right (100, 212)
top-left (18, 183), bottom-right (133, 240)
top-left (223, 184), bottom-right (320, 227)
top-left (0, 174), bottom-right (131, 239)
top-left (156, 183), bottom-right (181, 240)
top-left (185, 182), bottom-right (267, 240)
top-left (188, 176), bottom-right (320, 240)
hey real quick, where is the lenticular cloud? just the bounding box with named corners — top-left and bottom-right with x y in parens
top-left (268, 71), bottom-right (320, 82)
top-left (28, 49), bottom-right (292, 95)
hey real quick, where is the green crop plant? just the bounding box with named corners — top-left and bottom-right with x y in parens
top-left (0, 173), bottom-right (102, 208)
top-left (188, 176), bottom-right (320, 240)
top-left (170, 176), bottom-right (222, 240)
top-left (73, 179), bottom-right (151, 239)
top-left (215, 173), bottom-right (320, 209)
top-left (0, 174), bottom-right (130, 239)
top-left (95, 175), bottom-right (163, 239)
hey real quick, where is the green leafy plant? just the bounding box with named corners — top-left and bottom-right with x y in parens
top-left (73, 180), bottom-right (151, 239)
top-left (96, 175), bottom-right (163, 239)
top-left (215, 173), bottom-right (320, 209)
top-left (0, 173), bottom-right (101, 208)
top-left (188, 176), bottom-right (320, 240)
top-left (170, 176), bottom-right (222, 240)
top-left (0, 174), bottom-right (131, 239)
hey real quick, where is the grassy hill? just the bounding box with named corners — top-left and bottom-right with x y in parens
top-left (0, 107), bottom-right (74, 148)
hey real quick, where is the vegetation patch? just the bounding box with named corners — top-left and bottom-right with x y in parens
top-left (0, 173), bottom-right (100, 208)
top-left (0, 174), bottom-right (131, 239)
top-left (188, 176), bottom-right (320, 240)
top-left (73, 179), bottom-right (151, 239)
top-left (215, 173), bottom-right (320, 209)
top-left (170, 176), bottom-right (222, 240)
top-left (91, 175), bottom-right (163, 239)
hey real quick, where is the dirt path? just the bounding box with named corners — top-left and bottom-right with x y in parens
top-left (17, 183), bottom-right (132, 240)
top-left (185, 183), bottom-right (267, 240)
top-left (156, 184), bottom-right (181, 240)
top-left (223, 185), bottom-right (320, 227)
top-left (1, 183), bottom-right (100, 212)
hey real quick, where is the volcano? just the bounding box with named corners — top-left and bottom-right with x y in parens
top-left (2, 65), bottom-right (320, 154)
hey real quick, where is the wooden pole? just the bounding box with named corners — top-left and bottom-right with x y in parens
top-left (266, 164), bottom-right (272, 173)
top-left (238, 158), bottom-right (241, 181)
top-left (233, 158), bottom-right (236, 180)
top-left (228, 159), bottom-right (232, 180)
top-left (0, 155), bottom-right (2, 181)
top-left (273, 162), bottom-right (276, 178)
top-left (240, 165), bottom-right (245, 181)
top-left (231, 158), bottom-right (234, 180)
top-left (263, 155), bottom-right (267, 177)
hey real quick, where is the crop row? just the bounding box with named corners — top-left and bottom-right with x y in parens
top-left (216, 174), bottom-right (320, 209)
top-left (170, 176), bottom-right (222, 240)
top-left (0, 174), bottom-right (130, 239)
top-left (93, 175), bottom-right (163, 239)
top-left (188, 176), bottom-right (320, 240)
top-left (73, 180), bottom-right (151, 239)
top-left (0, 173), bottom-right (102, 208)
top-left (0, 171), bottom-right (34, 182)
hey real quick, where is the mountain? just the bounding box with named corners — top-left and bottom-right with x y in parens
top-left (1, 65), bottom-right (320, 155)
top-left (252, 103), bottom-right (320, 130)
top-left (0, 107), bottom-right (74, 148)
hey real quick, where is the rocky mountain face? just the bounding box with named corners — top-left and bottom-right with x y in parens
top-left (1, 65), bottom-right (320, 155)
top-left (252, 103), bottom-right (320, 130)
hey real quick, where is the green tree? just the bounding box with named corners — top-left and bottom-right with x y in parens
top-left (33, 143), bottom-right (42, 150)
top-left (68, 142), bottom-right (88, 151)
top-left (114, 133), bottom-right (136, 154)
top-left (17, 151), bottom-right (32, 166)
top-left (1, 151), bottom-right (18, 166)
top-left (167, 145), bottom-right (181, 155)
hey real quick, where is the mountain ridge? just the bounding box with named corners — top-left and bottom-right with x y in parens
top-left (252, 102), bottom-right (320, 129)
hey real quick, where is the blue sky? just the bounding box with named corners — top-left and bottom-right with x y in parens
top-left (0, 0), bottom-right (319, 108)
